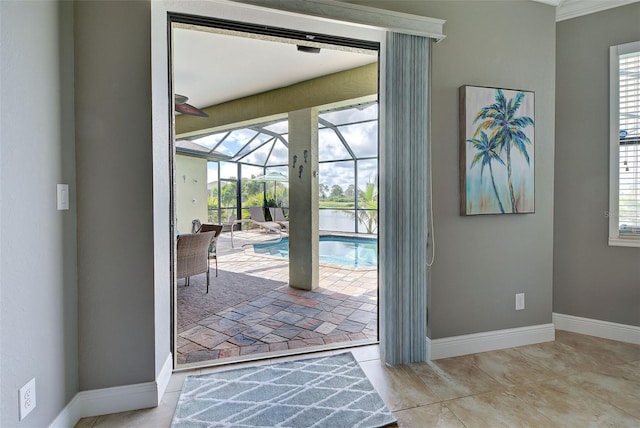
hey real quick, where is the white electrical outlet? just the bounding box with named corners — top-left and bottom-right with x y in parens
top-left (515, 293), bottom-right (525, 311)
top-left (19, 378), bottom-right (36, 420)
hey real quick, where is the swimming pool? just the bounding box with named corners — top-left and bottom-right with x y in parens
top-left (253, 236), bottom-right (377, 268)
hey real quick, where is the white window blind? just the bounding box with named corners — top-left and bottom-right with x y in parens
top-left (618, 49), bottom-right (640, 235)
top-left (610, 41), bottom-right (640, 246)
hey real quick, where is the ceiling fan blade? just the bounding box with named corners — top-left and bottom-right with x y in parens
top-left (175, 102), bottom-right (209, 117)
top-left (174, 93), bottom-right (189, 105)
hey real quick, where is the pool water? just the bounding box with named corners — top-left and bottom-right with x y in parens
top-left (253, 236), bottom-right (377, 268)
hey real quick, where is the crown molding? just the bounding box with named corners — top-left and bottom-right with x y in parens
top-left (556, 0), bottom-right (640, 21)
top-left (532, 0), bottom-right (560, 5)
top-left (531, 0), bottom-right (639, 21)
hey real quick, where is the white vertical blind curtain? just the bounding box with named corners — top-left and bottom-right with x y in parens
top-left (618, 48), bottom-right (640, 236)
top-left (381, 32), bottom-right (429, 365)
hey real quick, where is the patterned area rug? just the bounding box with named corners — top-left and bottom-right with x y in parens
top-left (171, 352), bottom-right (396, 428)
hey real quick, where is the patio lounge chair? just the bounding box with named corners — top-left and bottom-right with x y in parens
top-left (248, 206), bottom-right (282, 233)
top-left (222, 213), bottom-right (239, 233)
top-left (197, 224), bottom-right (223, 277)
top-left (176, 231), bottom-right (215, 293)
top-left (269, 207), bottom-right (289, 232)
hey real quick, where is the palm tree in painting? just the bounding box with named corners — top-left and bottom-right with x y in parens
top-left (468, 131), bottom-right (506, 214)
top-left (473, 89), bottom-right (534, 213)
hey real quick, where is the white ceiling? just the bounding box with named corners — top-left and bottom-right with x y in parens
top-left (172, 26), bottom-right (377, 110)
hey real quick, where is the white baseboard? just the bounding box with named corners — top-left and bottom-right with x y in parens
top-left (48, 394), bottom-right (81, 428)
top-left (79, 381), bottom-right (160, 418)
top-left (553, 313), bottom-right (640, 345)
top-left (157, 353), bottom-right (173, 402)
top-left (50, 353), bottom-right (173, 428)
top-left (427, 323), bottom-right (555, 360)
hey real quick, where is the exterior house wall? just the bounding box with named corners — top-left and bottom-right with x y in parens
top-left (176, 155), bottom-right (208, 233)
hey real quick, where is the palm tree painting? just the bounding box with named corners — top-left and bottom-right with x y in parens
top-left (459, 85), bottom-right (535, 215)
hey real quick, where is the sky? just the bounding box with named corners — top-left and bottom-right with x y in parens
top-left (201, 103), bottom-right (379, 190)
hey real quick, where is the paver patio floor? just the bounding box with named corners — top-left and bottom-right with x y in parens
top-left (176, 229), bottom-right (378, 366)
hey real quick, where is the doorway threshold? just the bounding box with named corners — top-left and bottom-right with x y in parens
top-left (174, 339), bottom-right (378, 373)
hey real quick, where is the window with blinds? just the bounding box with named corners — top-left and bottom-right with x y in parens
top-left (610, 41), bottom-right (640, 247)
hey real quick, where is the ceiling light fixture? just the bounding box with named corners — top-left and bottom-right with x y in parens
top-left (296, 45), bottom-right (321, 54)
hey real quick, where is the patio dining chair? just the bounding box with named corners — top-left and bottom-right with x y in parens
top-left (197, 223), bottom-right (223, 277)
top-left (176, 231), bottom-right (215, 293)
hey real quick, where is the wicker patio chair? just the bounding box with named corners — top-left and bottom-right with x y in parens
top-left (197, 224), bottom-right (223, 277)
top-left (176, 231), bottom-right (215, 293)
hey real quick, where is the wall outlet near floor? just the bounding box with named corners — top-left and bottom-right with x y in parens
top-left (19, 378), bottom-right (36, 420)
top-left (515, 293), bottom-right (525, 311)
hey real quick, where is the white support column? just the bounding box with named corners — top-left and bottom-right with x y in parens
top-left (288, 108), bottom-right (319, 290)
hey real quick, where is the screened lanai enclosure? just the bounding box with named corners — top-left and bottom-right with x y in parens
top-left (173, 100), bottom-right (380, 365)
top-left (176, 101), bottom-right (379, 234)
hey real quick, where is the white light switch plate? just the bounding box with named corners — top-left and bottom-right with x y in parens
top-left (515, 293), bottom-right (525, 310)
top-left (57, 184), bottom-right (69, 210)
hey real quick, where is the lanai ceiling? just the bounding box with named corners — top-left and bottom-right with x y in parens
top-left (172, 22), bottom-right (379, 166)
top-left (172, 25), bottom-right (377, 113)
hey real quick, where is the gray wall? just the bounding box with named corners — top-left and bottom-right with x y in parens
top-left (555, 3), bottom-right (640, 326)
top-left (3, 0), bottom-right (635, 424)
top-left (75, 0), bottom-right (160, 389)
top-left (351, 1), bottom-right (557, 338)
top-left (0, 1), bottom-right (78, 426)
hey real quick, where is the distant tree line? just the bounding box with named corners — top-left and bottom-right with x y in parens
top-left (207, 176), bottom-right (378, 232)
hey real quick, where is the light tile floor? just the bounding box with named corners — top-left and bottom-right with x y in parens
top-left (76, 331), bottom-right (640, 427)
top-left (177, 230), bottom-right (378, 365)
